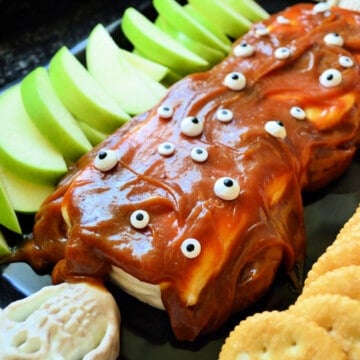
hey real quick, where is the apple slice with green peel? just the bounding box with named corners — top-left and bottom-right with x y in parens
top-left (78, 121), bottom-right (107, 146)
top-left (155, 16), bottom-right (225, 66)
top-left (121, 7), bottom-right (209, 76)
top-left (153, 0), bottom-right (231, 54)
top-left (0, 176), bottom-right (21, 234)
top-left (49, 46), bottom-right (130, 134)
top-left (86, 23), bottom-right (168, 115)
top-left (0, 164), bottom-right (54, 214)
top-left (223, 0), bottom-right (269, 21)
top-left (120, 49), bottom-right (169, 82)
top-left (183, 4), bottom-right (232, 47)
top-left (0, 85), bottom-right (67, 184)
top-left (188, 0), bottom-right (252, 39)
top-left (21, 67), bottom-right (92, 162)
top-left (0, 229), bottom-right (11, 256)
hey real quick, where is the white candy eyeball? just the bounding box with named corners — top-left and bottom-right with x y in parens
top-left (190, 147), bottom-right (208, 163)
top-left (180, 116), bottom-right (204, 137)
top-left (276, 15), bottom-right (290, 24)
top-left (319, 68), bottom-right (342, 88)
top-left (157, 105), bottom-right (174, 119)
top-left (216, 108), bottom-right (233, 123)
top-left (130, 210), bottom-right (150, 229)
top-left (158, 142), bottom-right (175, 156)
top-left (339, 55), bottom-right (354, 68)
top-left (181, 238), bottom-right (201, 259)
top-left (233, 41), bottom-right (255, 57)
top-left (274, 47), bottom-right (291, 60)
top-left (290, 106), bottom-right (306, 120)
top-left (94, 149), bottom-right (119, 172)
top-left (214, 177), bottom-right (240, 201)
top-left (324, 32), bottom-right (344, 47)
top-left (312, 2), bottom-right (330, 14)
top-left (264, 120), bottom-right (287, 139)
top-left (223, 72), bottom-right (246, 91)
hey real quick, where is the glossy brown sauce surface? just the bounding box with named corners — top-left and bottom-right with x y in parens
top-left (19, 4), bottom-right (360, 340)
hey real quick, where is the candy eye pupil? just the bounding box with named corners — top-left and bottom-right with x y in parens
top-left (136, 213), bottom-right (144, 221)
top-left (327, 74), bottom-right (333, 81)
top-left (224, 178), bottom-right (234, 187)
top-left (98, 151), bottom-right (107, 160)
top-left (196, 148), bottom-right (203, 154)
top-left (232, 74), bottom-right (239, 80)
top-left (277, 121), bottom-right (284, 127)
top-left (192, 117), bottom-right (199, 124)
top-left (187, 244), bottom-right (195, 252)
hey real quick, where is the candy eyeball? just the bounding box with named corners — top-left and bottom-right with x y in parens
top-left (158, 142), bottom-right (175, 156)
top-left (324, 33), bottom-right (344, 47)
top-left (216, 108), bottom-right (233, 123)
top-left (94, 149), bottom-right (119, 172)
top-left (274, 47), bottom-right (291, 60)
top-left (180, 116), bottom-right (204, 137)
top-left (157, 105), bottom-right (174, 119)
top-left (223, 72), bottom-right (246, 91)
top-left (339, 55), bottom-right (354, 68)
top-left (214, 177), bottom-right (240, 201)
top-left (190, 147), bottom-right (208, 163)
top-left (264, 121), bottom-right (287, 139)
top-left (233, 41), bottom-right (255, 57)
top-left (130, 210), bottom-right (150, 229)
top-left (181, 238), bottom-right (201, 259)
top-left (319, 68), bottom-right (342, 88)
top-left (290, 106), bottom-right (306, 120)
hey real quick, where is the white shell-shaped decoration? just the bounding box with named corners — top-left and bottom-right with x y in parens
top-left (324, 32), bottom-right (344, 46)
top-left (156, 105), bottom-right (174, 119)
top-left (94, 149), bottom-right (119, 172)
top-left (180, 116), bottom-right (204, 137)
top-left (157, 142), bottom-right (175, 156)
top-left (223, 72), bottom-right (247, 91)
top-left (290, 106), bottom-right (306, 120)
top-left (264, 120), bottom-right (287, 139)
top-left (319, 68), bottom-right (342, 88)
top-left (274, 47), bottom-right (291, 60)
top-left (190, 147), bottom-right (208, 163)
top-left (0, 282), bottom-right (120, 360)
top-left (214, 177), bottom-right (241, 201)
top-left (339, 55), bottom-right (354, 68)
top-left (181, 238), bottom-right (202, 259)
top-left (216, 108), bottom-right (233, 123)
top-left (233, 41), bottom-right (255, 57)
top-left (255, 27), bottom-right (270, 37)
top-left (130, 209), bottom-right (150, 229)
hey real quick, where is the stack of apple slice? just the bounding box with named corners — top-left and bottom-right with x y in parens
top-left (0, 0), bottom-right (268, 254)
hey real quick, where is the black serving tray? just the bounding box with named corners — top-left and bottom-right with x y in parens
top-left (1, 1), bottom-right (360, 359)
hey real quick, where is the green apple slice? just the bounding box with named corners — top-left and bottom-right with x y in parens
top-left (0, 229), bottom-right (11, 256)
top-left (21, 67), bottom-right (92, 162)
top-left (183, 4), bottom-right (232, 46)
top-left (120, 49), bottom-right (169, 82)
top-left (0, 175), bottom-right (21, 233)
top-left (223, 0), bottom-right (269, 21)
top-left (153, 0), bottom-right (231, 54)
top-left (49, 46), bottom-right (130, 133)
top-left (0, 164), bottom-right (54, 214)
top-left (155, 16), bottom-right (225, 66)
top-left (78, 121), bottom-right (107, 146)
top-left (0, 85), bottom-right (67, 184)
top-left (121, 7), bottom-right (209, 76)
top-left (188, 0), bottom-right (252, 39)
top-left (86, 23), bottom-right (168, 115)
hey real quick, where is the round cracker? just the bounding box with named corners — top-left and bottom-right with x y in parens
top-left (305, 240), bottom-right (360, 286)
top-left (289, 294), bottom-right (360, 359)
top-left (298, 265), bottom-right (360, 302)
top-left (219, 310), bottom-right (346, 360)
